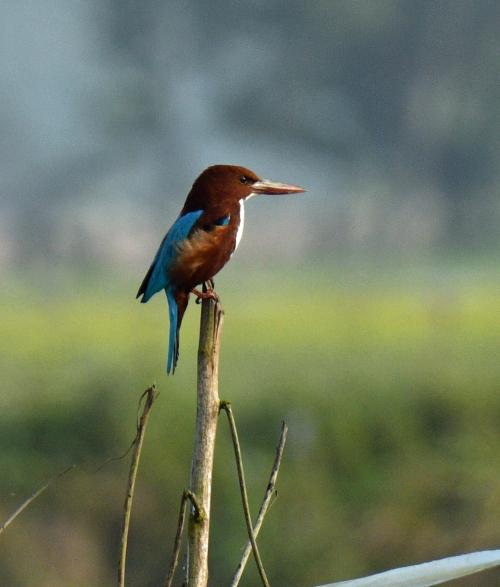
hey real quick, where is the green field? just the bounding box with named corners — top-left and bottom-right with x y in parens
top-left (1, 261), bottom-right (500, 586)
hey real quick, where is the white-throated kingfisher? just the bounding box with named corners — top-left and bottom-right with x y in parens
top-left (137, 164), bottom-right (305, 373)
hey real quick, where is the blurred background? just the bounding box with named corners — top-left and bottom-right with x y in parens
top-left (1, 1), bottom-right (500, 585)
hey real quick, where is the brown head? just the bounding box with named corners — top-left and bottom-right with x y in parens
top-left (182, 164), bottom-right (305, 213)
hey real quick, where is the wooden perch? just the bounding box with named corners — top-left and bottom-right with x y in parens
top-left (187, 295), bottom-right (224, 587)
top-left (164, 288), bottom-right (286, 586)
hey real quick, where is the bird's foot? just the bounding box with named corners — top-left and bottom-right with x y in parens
top-left (192, 287), bottom-right (219, 304)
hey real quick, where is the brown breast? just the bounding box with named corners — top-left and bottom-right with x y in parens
top-left (168, 208), bottom-right (241, 291)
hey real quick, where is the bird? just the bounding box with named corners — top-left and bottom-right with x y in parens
top-left (137, 164), bottom-right (305, 374)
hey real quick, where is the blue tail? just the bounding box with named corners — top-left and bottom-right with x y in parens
top-left (165, 289), bottom-right (189, 374)
top-left (166, 289), bottom-right (178, 374)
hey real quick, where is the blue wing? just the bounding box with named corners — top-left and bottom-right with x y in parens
top-left (137, 209), bottom-right (204, 303)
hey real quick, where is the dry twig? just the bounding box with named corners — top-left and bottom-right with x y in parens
top-left (220, 401), bottom-right (271, 587)
top-left (230, 421), bottom-right (288, 587)
top-left (117, 385), bottom-right (158, 587)
top-left (0, 465), bottom-right (75, 537)
top-left (164, 490), bottom-right (204, 587)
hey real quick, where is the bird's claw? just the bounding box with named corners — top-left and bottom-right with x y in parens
top-left (192, 288), bottom-right (219, 304)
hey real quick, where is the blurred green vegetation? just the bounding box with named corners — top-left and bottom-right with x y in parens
top-left (1, 261), bottom-right (500, 586)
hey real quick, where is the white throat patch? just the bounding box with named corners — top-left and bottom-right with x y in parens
top-left (235, 200), bottom-right (245, 251)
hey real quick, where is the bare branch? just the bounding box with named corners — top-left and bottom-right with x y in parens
top-left (117, 385), bottom-right (158, 587)
top-left (220, 401), bottom-right (271, 587)
top-left (230, 421), bottom-right (288, 587)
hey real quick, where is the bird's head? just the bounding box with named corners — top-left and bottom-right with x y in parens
top-left (186, 165), bottom-right (305, 210)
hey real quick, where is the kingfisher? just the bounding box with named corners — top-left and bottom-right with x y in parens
top-left (137, 164), bottom-right (305, 373)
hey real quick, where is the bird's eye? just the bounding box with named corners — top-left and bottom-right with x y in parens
top-left (240, 176), bottom-right (249, 184)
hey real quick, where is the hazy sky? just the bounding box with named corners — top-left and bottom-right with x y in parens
top-left (1, 1), bottom-right (499, 268)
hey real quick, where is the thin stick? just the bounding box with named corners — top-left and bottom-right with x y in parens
top-left (187, 294), bottom-right (224, 587)
top-left (0, 465), bottom-right (75, 536)
top-left (220, 401), bottom-right (271, 587)
top-left (230, 421), bottom-right (288, 587)
top-left (164, 490), bottom-right (204, 587)
top-left (117, 385), bottom-right (158, 587)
